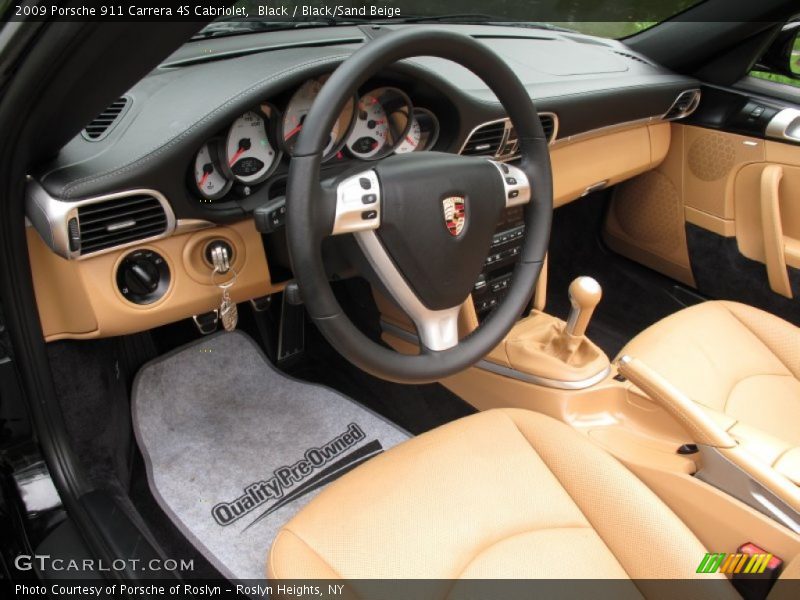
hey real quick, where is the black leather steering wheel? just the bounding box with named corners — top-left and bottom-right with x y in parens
top-left (285, 29), bottom-right (553, 384)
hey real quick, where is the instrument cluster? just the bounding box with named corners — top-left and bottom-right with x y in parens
top-left (190, 74), bottom-right (440, 203)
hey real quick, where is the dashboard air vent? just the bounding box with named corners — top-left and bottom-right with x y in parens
top-left (664, 89), bottom-right (701, 120)
top-left (538, 114), bottom-right (556, 142)
top-left (461, 121), bottom-right (507, 157)
top-left (77, 194), bottom-right (168, 254)
top-left (614, 51), bottom-right (653, 66)
top-left (82, 97), bottom-right (130, 141)
top-left (461, 113), bottom-right (557, 160)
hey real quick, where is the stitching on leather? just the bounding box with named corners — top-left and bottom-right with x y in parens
top-left (60, 54), bottom-right (351, 198)
top-left (448, 525), bottom-right (593, 580)
top-left (270, 528), bottom-right (346, 582)
top-left (722, 302), bottom-right (799, 378)
top-left (501, 411), bottom-right (638, 581)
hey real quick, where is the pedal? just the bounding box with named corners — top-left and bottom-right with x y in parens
top-left (277, 292), bottom-right (305, 363)
top-left (193, 310), bottom-right (219, 335)
top-left (250, 295), bottom-right (272, 312)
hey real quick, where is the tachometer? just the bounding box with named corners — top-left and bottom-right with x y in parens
top-left (346, 87), bottom-right (412, 160)
top-left (282, 75), bottom-right (355, 161)
top-left (395, 108), bottom-right (440, 154)
top-left (224, 105), bottom-right (280, 185)
top-left (193, 141), bottom-right (232, 201)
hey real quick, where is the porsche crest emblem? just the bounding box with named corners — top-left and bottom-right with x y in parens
top-left (442, 196), bottom-right (466, 236)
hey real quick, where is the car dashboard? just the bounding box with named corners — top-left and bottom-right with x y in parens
top-left (24, 24), bottom-right (701, 341)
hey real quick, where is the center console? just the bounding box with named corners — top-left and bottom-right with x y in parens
top-left (472, 205), bottom-right (526, 319)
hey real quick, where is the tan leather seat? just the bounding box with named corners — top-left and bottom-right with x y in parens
top-left (619, 301), bottom-right (800, 485)
top-left (268, 409), bottom-right (733, 594)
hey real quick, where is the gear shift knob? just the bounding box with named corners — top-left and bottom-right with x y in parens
top-left (566, 276), bottom-right (602, 337)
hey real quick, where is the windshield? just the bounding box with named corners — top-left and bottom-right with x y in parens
top-left (195, 0), bottom-right (704, 40)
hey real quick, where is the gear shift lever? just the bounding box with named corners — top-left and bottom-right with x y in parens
top-left (565, 276), bottom-right (602, 337)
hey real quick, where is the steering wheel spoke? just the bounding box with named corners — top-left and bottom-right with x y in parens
top-left (332, 169), bottom-right (381, 235)
top-left (354, 228), bottom-right (461, 351)
top-left (489, 160), bottom-right (531, 208)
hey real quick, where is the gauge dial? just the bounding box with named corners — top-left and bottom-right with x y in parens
top-left (225, 108), bottom-right (279, 184)
top-left (282, 75), bottom-right (355, 161)
top-left (394, 108), bottom-right (440, 154)
top-left (194, 141), bottom-right (232, 201)
top-left (346, 87), bottom-right (412, 160)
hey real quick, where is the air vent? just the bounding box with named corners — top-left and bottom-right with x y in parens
top-left (461, 114), bottom-right (558, 160)
top-left (461, 121), bottom-right (507, 157)
top-left (614, 51), bottom-right (653, 66)
top-left (77, 194), bottom-right (168, 254)
top-left (538, 114), bottom-right (556, 142)
top-left (664, 89), bottom-right (701, 120)
top-left (82, 97), bottom-right (130, 141)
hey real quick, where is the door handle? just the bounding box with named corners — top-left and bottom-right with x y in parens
top-left (760, 164), bottom-right (793, 299)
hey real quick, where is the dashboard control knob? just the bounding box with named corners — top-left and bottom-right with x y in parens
top-left (116, 249), bottom-right (170, 305)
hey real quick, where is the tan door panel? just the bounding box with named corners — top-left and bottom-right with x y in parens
top-left (734, 160), bottom-right (800, 273)
top-left (604, 124), bottom-right (774, 287)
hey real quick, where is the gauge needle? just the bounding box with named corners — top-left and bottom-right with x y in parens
top-left (228, 148), bottom-right (246, 166)
top-left (284, 124), bottom-right (303, 141)
top-left (406, 136), bottom-right (415, 145)
top-left (198, 172), bottom-right (210, 187)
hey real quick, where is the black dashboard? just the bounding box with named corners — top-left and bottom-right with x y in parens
top-left (24, 23), bottom-right (702, 339)
top-left (32, 23), bottom-right (698, 229)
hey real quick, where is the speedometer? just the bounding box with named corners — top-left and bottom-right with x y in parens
top-left (345, 87), bottom-right (412, 160)
top-left (394, 108), bottom-right (440, 154)
top-left (281, 75), bottom-right (355, 161)
top-left (224, 105), bottom-right (280, 185)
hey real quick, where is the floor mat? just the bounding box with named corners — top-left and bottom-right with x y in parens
top-left (132, 330), bottom-right (408, 580)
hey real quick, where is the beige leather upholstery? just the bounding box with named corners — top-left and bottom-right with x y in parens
top-left (269, 409), bottom-right (733, 593)
top-left (619, 301), bottom-right (800, 484)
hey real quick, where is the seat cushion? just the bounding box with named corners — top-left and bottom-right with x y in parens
top-left (268, 409), bottom-right (733, 593)
top-left (618, 301), bottom-right (800, 473)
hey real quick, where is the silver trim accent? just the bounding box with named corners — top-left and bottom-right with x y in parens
top-left (381, 320), bottom-right (611, 389)
top-left (25, 181), bottom-right (176, 260)
top-left (766, 108), bottom-right (800, 142)
top-left (459, 113), bottom-right (559, 161)
top-left (488, 160), bottom-right (531, 208)
top-left (477, 359), bottom-right (612, 390)
top-left (357, 231), bottom-right (460, 351)
top-left (332, 170), bottom-right (381, 235)
top-left (696, 446), bottom-right (800, 534)
top-left (663, 88), bottom-right (701, 120)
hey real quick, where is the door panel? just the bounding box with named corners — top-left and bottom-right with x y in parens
top-left (603, 85), bottom-right (800, 325)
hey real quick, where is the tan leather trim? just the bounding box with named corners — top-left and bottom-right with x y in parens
top-left (374, 329), bottom-right (800, 563)
top-left (29, 219), bottom-right (275, 340)
top-left (760, 165), bottom-right (793, 298)
top-left (603, 123), bottom-right (695, 287)
top-left (268, 409), bottom-right (732, 585)
top-left (617, 356), bottom-right (736, 449)
top-left (735, 162), bottom-right (800, 272)
top-left (550, 124), bottom-right (663, 208)
top-left (685, 206), bottom-right (735, 237)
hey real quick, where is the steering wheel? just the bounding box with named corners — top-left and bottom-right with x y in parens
top-left (286, 29), bottom-right (553, 384)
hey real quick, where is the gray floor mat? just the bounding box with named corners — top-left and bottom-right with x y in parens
top-left (132, 331), bottom-right (409, 580)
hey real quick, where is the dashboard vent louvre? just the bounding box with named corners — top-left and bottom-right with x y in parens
top-left (664, 89), bottom-right (701, 120)
top-left (82, 97), bottom-right (130, 141)
top-left (538, 114), bottom-right (556, 142)
top-left (77, 194), bottom-right (168, 254)
top-left (614, 51), bottom-right (653, 66)
top-left (461, 121), bottom-right (506, 157)
top-left (462, 114), bottom-right (557, 160)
